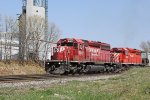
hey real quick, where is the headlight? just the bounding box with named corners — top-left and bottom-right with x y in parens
top-left (47, 63), bottom-right (49, 65)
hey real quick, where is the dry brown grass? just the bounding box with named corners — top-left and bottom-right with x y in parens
top-left (0, 61), bottom-right (45, 76)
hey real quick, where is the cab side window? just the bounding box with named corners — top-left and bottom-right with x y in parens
top-left (79, 44), bottom-right (84, 50)
top-left (125, 51), bottom-right (128, 55)
top-left (74, 43), bottom-right (78, 49)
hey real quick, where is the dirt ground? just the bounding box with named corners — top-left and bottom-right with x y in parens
top-left (0, 61), bottom-right (45, 76)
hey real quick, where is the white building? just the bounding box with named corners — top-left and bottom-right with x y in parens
top-left (22, 0), bottom-right (45, 18)
top-left (0, 32), bottom-right (19, 60)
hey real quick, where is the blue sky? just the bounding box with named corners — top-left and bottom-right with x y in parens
top-left (0, 0), bottom-right (150, 49)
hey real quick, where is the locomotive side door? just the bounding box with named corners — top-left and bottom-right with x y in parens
top-left (123, 49), bottom-right (129, 63)
top-left (78, 43), bottom-right (85, 62)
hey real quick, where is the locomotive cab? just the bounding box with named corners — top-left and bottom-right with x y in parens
top-left (111, 48), bottom-right (123, 63)
top-left (52, 38), bottom-right (84, 61)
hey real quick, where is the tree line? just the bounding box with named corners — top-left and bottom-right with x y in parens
top-left (0, 14), bottom-right (60, 65)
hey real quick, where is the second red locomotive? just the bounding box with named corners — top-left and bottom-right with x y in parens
top-left (45, 38), bottom-right (143, 74)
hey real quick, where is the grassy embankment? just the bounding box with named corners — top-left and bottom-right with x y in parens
top-left (0, 67), bottom-right (150, 100)
top-left (0, 61), bottom-right (45, 76)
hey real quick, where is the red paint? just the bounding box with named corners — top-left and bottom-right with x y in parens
top-left (52, 38), bottom-right (142, 65)
top-left (52, 38), bottom-right (110, 63)
top-left (111, 48), bottom-right (142, 64)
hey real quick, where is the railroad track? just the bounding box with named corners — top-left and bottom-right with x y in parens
top-left (0, 67), bottom-right (133, 83)
top-left (1, 66), bottom-right (145, 83)
top-left (0, 73), bottom-right (117, 83)
top-left (0, 74), bottom-right (64, 83)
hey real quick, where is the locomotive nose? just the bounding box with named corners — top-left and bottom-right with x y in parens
top-left (52, 46), bottom-right (67, 60)
top-left (53, 47), bottom-right (65, 53)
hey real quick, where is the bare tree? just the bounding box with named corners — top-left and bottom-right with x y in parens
top-left (4, 16), bottom-right (19, 62)
top-left (19, 14), bottom-right (61, 65)
top-left (140, 40), bottom-right (150, 59)
top-left (47, 23), bottom-right (61, 43)
top-left (19, 14), bottom-right (26, 63)
top-left (147, 41), bottom-right (150, 49)
top-left (43, 22), bottom-right (61, 61)
top-left (26, 15), bottom-right (45, 61)
top-left (140, 41), bottom-right (150, 52)
top-left (19, 15), bottom-right (46, 62)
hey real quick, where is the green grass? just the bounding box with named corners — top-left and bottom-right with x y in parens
top-left (0, 67), bottom-right (150, 100)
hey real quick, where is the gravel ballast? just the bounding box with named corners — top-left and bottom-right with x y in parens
top-left (0, 75), bottom-right (119, 89)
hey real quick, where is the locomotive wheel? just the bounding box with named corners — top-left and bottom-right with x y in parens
top-left (46, 67), bottom-right (51, 74)
top-left (114, 64), bottom-right (122, 73)
top-left (123, 64), bottom-right (130, 70)
top-left (46, 64), bottom-right (55, 74)
top-left (51, 65), bottom-right (65, 75)
top-left (105, 65), bottom-right (113, 73)
top-left (83, 65), bottom-right (91, 73)
top-left (74, 65), bottom-right (84, 74)
top-left (70, 65), bottom-right (78, 75)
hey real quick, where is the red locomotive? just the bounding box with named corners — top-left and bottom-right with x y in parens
top-left (45, 38), bottom-right (144, 74)
top-left (111, 48), bottom-right (142, 64)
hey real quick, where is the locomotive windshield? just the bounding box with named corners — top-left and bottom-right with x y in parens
top-left (113, 50), bottom-right (122, 53)
top-left (61, 42), bottom-right (73, 46)
top-left (59, 42), bottom-right (78, 48)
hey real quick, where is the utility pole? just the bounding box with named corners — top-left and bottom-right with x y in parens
top-left (0, 14), bottom-right (2, 60)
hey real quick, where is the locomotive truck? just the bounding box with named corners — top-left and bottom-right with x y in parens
top-left (45, 38), bottom-right (146, 75)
